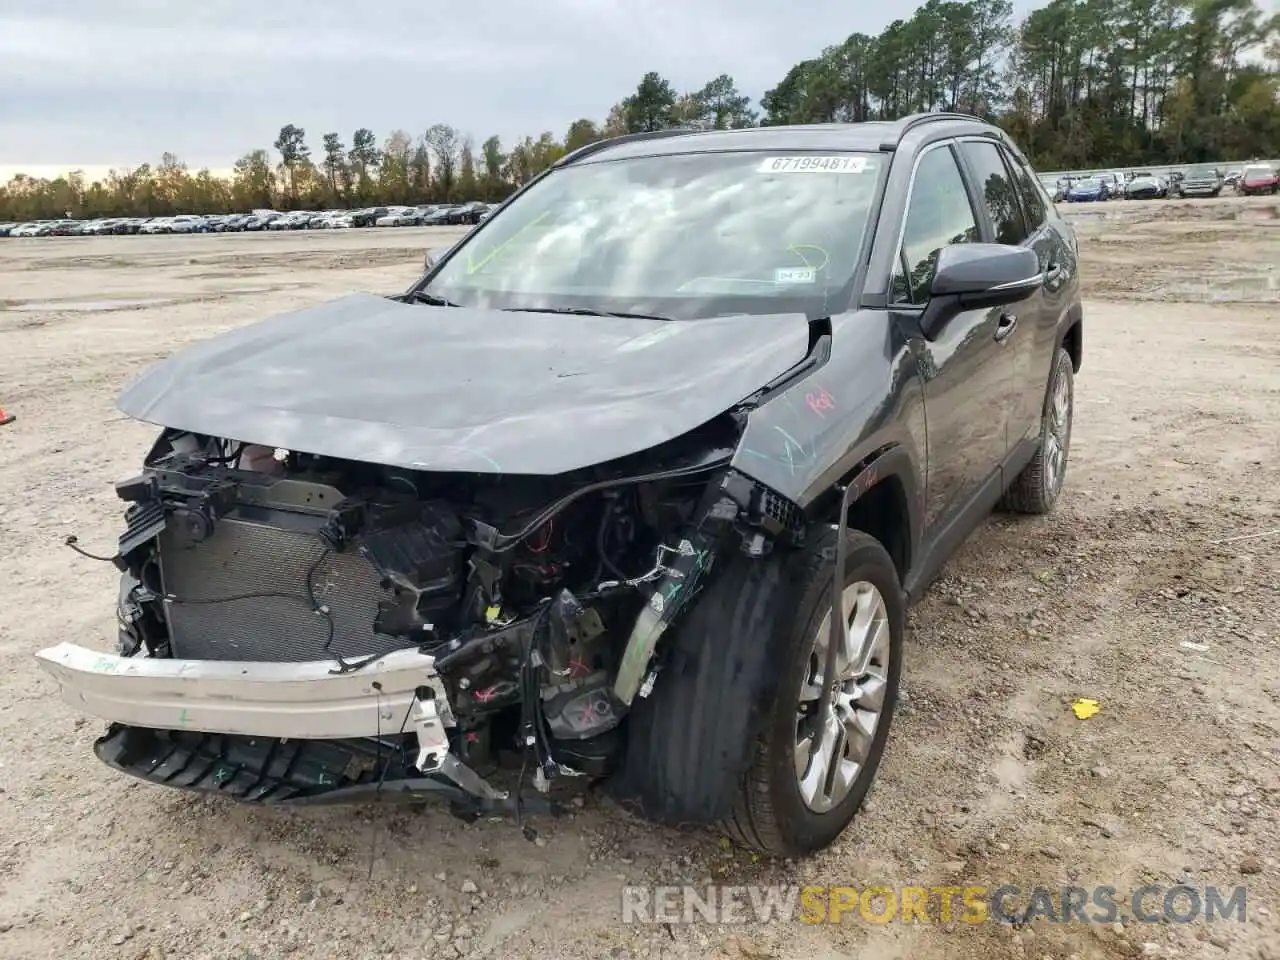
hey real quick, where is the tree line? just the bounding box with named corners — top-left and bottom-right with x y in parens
top-left (2, 0), bottom-right (1276, 223)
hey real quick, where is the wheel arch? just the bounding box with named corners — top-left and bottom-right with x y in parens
top-left (802, 444), bottom-right (922, 591)
top-left (846, 473), bottom-right (914, 584)
top-left (1061, 302), bottom-right (1084, 373)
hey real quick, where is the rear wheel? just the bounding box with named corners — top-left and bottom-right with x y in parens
top-left (1002, 345), bottom-right (1074, 514)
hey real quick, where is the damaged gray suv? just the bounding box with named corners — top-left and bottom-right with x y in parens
top-left (38, 114), bottom-right (1083, 857)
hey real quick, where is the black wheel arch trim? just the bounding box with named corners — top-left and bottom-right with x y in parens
top-left (733, 440), bottom-right (923, 601)
top-left (826, 445), bottom-right (920, 609)
top-left (1060, 300), bottom-right (1084, 372)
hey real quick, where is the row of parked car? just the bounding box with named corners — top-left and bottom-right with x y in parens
top-left (0, 201), bottom-right (495, 238)
top-left (1041, 162), bottom-right (1279, 203)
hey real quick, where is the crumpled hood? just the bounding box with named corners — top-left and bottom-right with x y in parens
top-left (118, 293), bottom-right (812, 475)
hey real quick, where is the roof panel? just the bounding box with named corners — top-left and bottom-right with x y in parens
top-left (568, 115), bottom-right (992, 164)
top-left (577, 124), bottom-right (897, 162)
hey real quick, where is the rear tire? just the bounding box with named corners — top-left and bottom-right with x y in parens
top-left (1002, 345), bottom-right (1074, 514)
top-left (616, 527), bottom-right (904, 858)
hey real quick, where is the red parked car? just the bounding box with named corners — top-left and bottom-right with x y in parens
top-left (1238, 164), bottom-right (1279, 196)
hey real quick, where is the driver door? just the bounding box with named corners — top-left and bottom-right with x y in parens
top-left (890, 141), bottom-right (1015, 537)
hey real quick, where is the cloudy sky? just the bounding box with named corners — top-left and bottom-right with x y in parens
top-left (0, 0), bottom-right (1222, 179)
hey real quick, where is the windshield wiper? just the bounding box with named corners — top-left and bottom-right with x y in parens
top-left (500, 306), bottom-right (676, 322)
top-left (409, 290), bottom-right (463, 307)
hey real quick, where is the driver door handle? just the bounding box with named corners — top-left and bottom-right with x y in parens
top-left (995, 312), bottom-right (1018, 343)
top-left (1044, 263), bottom-right (1064, 285)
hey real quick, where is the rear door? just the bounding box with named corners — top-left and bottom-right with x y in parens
top-left (954, 139), bottom-right (1054, 453)
top-left (1005, 147), bottom-right (1079, 441)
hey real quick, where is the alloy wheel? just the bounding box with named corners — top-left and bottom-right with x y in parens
top-left (794, 581), bottom-right (892, 813)
top-left (1043, 356), bottom-right (1073, 496)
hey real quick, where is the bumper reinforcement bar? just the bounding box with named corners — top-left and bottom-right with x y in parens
top-left (34, 642), bottom-right (443, 740)
top-left (37, 643), bottom-right (530, 809)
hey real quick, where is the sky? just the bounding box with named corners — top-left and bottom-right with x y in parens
top-left (2, 0), bottom-right (1271, 181)
top-left (0, 0), bottom-right (1047, 179)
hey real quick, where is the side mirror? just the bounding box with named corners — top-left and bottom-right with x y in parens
top-left (931, 243), bottom-right (1042, 304)
top-left (921, 244), bottom-right (1043, 339)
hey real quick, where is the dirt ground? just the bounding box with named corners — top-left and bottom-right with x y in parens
top-left (1, 196), bottom-right (1277, 960)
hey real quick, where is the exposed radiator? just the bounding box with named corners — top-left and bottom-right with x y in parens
top-left (159, 516), bottom-right (411, 662)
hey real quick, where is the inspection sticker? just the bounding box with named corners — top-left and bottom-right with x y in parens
top-left (775, 267), bottom-right (817, 284)
top-left (758, 155), bottom-right (869, 174)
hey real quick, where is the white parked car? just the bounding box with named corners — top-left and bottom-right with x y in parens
top-left (375, 206), bottom-right (413, 227)
top-left (308, 211), bottom-right (352, 229)
top-left (167, 215), bottom-right (205, 234)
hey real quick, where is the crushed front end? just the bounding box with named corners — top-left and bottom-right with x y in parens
top-left (37, 420), bottom-right (802, 815)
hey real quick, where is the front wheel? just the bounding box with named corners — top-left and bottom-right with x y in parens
top-left (722, 530), bottom-right (903, 856)
top-left (1002, 345), bottom-right (1074, 514)
top-left (617, 527), bottom-right (904, 857)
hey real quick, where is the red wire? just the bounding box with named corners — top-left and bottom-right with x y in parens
top-left (527, 518), bottom-right (554, 553)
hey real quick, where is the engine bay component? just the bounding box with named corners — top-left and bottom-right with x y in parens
top-left (410, 696), bottom-right (451, 771)
top-left (356, 502), bottom-right (466, 639)
top-left (158, 511), bottom-right (401, 663)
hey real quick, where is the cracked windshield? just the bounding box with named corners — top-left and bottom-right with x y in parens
top-left (425, 151), bottom-right (883, 318)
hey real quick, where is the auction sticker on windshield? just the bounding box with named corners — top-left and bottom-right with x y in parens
top-left (758, 156), bottom-right (870, 174)
top-left (775, 267), bottom-right (817, 284)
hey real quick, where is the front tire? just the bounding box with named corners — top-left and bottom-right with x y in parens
top-left (722, 530), bottom-right (903, 856)
top-left (1002, 345), bottom-right (1074, 514)
top-left (617, 527), bottom-right (904, 858)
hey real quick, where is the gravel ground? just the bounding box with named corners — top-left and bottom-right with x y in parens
top-left (1, 196), bottom-right (1277, 960)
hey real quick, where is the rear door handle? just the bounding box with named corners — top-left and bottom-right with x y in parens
top-left (994, 312), bottom-right (1018, 343)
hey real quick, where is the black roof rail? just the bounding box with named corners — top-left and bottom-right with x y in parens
top-left (879, 112), bottom-right (984, 151)
top-left (555, 126), bottom-right (705, 167)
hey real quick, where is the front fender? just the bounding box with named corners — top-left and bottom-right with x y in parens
top-left (729, 310), bottom-right (926, 514)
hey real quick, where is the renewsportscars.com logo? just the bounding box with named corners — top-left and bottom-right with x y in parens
top-left (621, 884), bottom-right (1250, 925)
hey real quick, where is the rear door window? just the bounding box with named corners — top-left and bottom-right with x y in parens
top-left (1001, 148), bottom-right (1048, 231)
top-left (958, 140), bottom-right (1028, 245)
